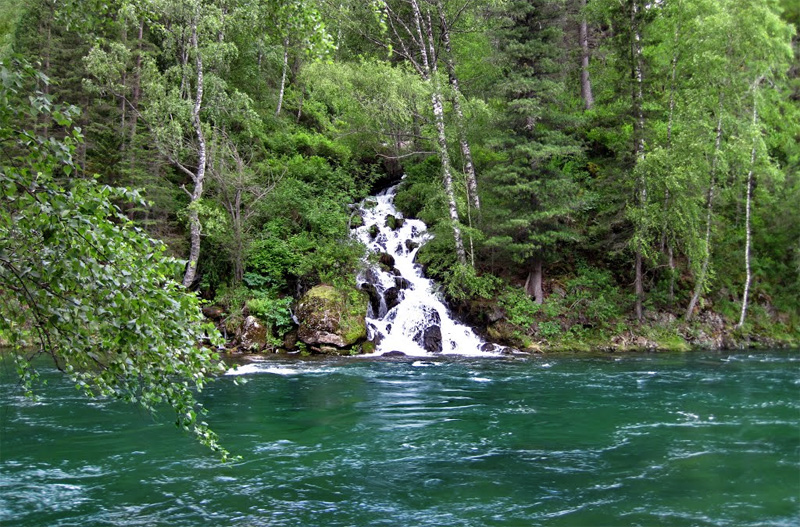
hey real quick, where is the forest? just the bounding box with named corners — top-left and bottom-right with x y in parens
top-left (1, 0), bottom-right (798, 366)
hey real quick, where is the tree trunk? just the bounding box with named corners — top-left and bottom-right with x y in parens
top-left (232, 189), bottom-right (244, 284)
top-left (182, 15), bottom-right (207, 289)
top-left (579, 0), bottom-right (594, 110)
top-left (661, 23), bottom-right (680, 296)
top-left (631, 0), bottom-right (646, 322)
top-left (686, 94), bottom-right (724, 321)
top-left (525, 258), bottom-right (544, 304)
top-left (129, 19), bottom-right (144, 144)
top-left (737, 88), bottom-right (760, 329)
top-left (276, 35), bottom-right (289, 117)
top-left (438, 2), bottom-right (480, 211)
top-left (411, 0), bottom-right (467, 264)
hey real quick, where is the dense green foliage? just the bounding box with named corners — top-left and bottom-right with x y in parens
top-left (0, 0), bottom-right (797, 441)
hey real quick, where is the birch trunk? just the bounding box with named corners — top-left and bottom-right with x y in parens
top-left (276, 36), bottom-right (289, 117)
top-left (182, 16), bottom-right (207, 289)
top-left (631, 0), bottom-right (646, 322)
top-left (579, 0), bottom-right (594, 110)
top-left (737, 88), bottom-right (760, 329)
top-left (686, 95), bottom-right (724, 321)
top-left (438, 2), bottom-right (480, 211)
top-left (410, 0), bottom-right (467, 263)
top-left (129, 19), bottom-right (144, 144)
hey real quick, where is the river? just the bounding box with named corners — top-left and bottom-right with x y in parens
top-left (1, 351), bottom-right (798, 526)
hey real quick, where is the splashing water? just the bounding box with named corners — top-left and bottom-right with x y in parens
top-left (354, 184), bottom-right (495, 357)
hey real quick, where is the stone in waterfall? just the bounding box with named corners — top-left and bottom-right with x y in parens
top-left (384, 286), bottom-right (401, 312)
top-left (412, 308), bottom-right (443, 353)
top-left (385, 214), bottom-right (404, 230)
top-left (360, 282), bottom-right (382, 317)
top-left (296, 285), bottom-right (367, 350)
top-left (415, 325), bottom-right (443, 353)
top-left (378, 252), bottom-right (395, 270)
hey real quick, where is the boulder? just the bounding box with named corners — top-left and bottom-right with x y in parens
top-left (384, 286), bottom-right (401, 312)
top-left (239, 315), bottom-right (267, 352)
top-left (415, 324), bottom-right (442, 353)
top-left (296, 285), bottom-right (368, 349)
top-left (412, 308), bottom-right (442, 353)
top-left (283, 328), bottom-right (299, 351)
top-left (202, 305), bottom-right (226, 320)
top-left (350, 213), bottom-right (364, 228)
top-left (379, 252), bottom-right (395, 270)
top-left (360, 282), bottom-right (382, 317)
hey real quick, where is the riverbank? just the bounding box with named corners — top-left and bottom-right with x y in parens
top-left (218, 304), bottom-right (798, 357)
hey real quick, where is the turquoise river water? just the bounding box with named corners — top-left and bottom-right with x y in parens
top-left (1, 351), bottom-right (798, 526)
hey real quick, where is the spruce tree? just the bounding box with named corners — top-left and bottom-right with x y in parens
top-left (484, 0), bottom-right (585, 303)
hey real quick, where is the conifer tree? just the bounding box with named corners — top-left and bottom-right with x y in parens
top-left (484, 0), bottom-right (585, 303)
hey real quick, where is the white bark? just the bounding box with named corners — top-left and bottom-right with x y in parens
top-left (631, 0), bottom-right (646, 322)
top-left (410, 0), bottom-right (467, 264)
top-left (579, 0), bottom-right (594, 110)
top-left (182, 14), bottom-right (207, 289)
top-left (276, 36), bottom-right (289, 117)
top-left (737, 87), bottom-right (760, 329)
top-left (438, 2), bottom-right (480, 211)
top-left (686, 95), bottom-right (724, 321)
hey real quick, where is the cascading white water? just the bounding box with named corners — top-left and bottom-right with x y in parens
top-left (354, 184), bottom-right (495, 357)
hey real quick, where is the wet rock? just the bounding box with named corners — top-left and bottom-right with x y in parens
top-left (481, 342), bottom-right (496, 353)
top-left (239, 315), bottom-right (267, 352)
top-left (296, 285), bottom-right (368, 349)
top-left (363, 267), bottom-right (381, 284)
top-left (360, 282), bottom-right (382, 317)
top-left (405, 239), bottom-right (419, 252)
top-left (283, 328), bottom-right (299, 351)
top-left (383, 351), bottom-right (407, 357)
top-left (384, 287), bottom-right (401, 312)
top-left (412, 308), bottom-right (442, 353)
top-left (419, 325), bottom-right (442, 353)
top-left (394, 276), bottom-right (410, 290)
top-left (368, 225), bottom-right (380, 238)
top-left (379, 253), bottom-right (395, 269)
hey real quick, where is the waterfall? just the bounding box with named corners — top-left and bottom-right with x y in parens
top-left (354, 184), bottom-right (495, 357)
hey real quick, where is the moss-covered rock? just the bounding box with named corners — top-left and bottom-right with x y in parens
top-left (350, 213), bottom-right (364, 228)
top-left (296, 285), bottom-right (368, 351)
top-left (386, 214), bottom-right (404, 230)
top-left (239, 315), bottom-right (268, 352)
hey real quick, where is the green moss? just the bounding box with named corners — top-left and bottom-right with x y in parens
top-left (298, 284), bottom-right (367, 348)
top-left (350, 214), bottom-right (364, 228)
